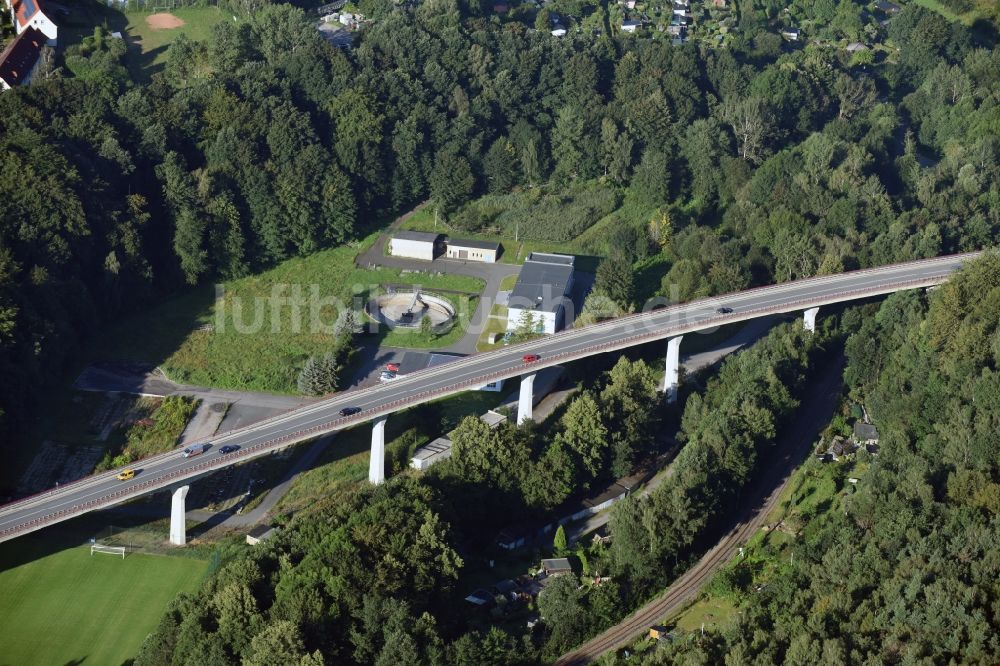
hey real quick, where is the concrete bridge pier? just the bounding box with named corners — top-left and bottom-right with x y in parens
top-left (169, 485), bottom-right (190, 546)
top-left (368, 416), bottom-right (388, 484)
top-left (517, 373), bottom-right (536, 424)
top-left (803, 307), bottom-right (820, 333)
top-left (663, 335), bottom-right (684, 403)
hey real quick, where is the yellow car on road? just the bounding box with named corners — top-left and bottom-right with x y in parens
top-left (116, 469), bottom-right (135, 481)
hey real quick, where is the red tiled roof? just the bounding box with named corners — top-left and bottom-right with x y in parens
top-left (0, 27), bottom-right (45, 87)
top-left (13, 0), bottom-right (42, 29)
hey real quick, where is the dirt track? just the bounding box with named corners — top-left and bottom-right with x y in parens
top-left (555, 356), bottom-right (845, 665)
top-left (146, 12), bottom-right (184, 30)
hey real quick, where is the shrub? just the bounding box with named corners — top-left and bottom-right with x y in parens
top-left (451, 184), bottom-right (621, 242)
top-left (297, 353), bottom-right (339, 396)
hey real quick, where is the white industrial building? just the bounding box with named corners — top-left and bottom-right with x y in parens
top-left (445, 238), bottom-right (500, 263)
top-left (389, 231), bottom-right (441, 261)
top-left (506, 253), bottom-right (575, 335)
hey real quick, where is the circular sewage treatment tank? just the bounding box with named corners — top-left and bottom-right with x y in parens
top-left (366, 290), bottom-right (457, 330)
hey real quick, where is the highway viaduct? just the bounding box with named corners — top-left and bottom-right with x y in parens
top-left (0, 252), bottom-right (982, 545)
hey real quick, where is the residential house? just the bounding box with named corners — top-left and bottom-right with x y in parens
top-left (10, 0), bottom-right (57, 43)
top-left (622, 19), bottom-right (641, 33)
top-left (827, 436), bottom-right (858, 460)
top-left (541, 558), bottom-right (573, 576)
top-left (853, 421), bottom-right (879, 445)
top-left (464, 589), bottom-right (494, 607)
top-left (846, 42), bottom-right (868, 53)
top-left (781, 27), bottom-right (800, 41)
top-left (0, 26), bottom-right (44, 90)
top-left (875, 0), bottom-right (900, 14)
top-left (491, 579), bottom-right (519, 601)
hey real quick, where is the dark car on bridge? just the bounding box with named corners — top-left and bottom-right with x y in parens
top-left (219, 445), bottom-right (240, 455)
top-left (339, 407), bottom-right (362, 417)
top-left (716, 306), bottom-right (733, 314)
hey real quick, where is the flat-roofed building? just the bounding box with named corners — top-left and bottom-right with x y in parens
top-left (389, 231), bottom-right (441, 261)
top-left (507, 252), bottom-right (575, 335)
top-left (410, 437), bottom-right (452, 470)
top-left (480, 410), bottom-right (508, 429)
top-left (445, 238), bottom-right (500, 263)
top-left (246, 525), bottom-right (278, 545)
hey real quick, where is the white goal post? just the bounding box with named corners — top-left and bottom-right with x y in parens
top-left (90, 543), bottom-right (127, 559)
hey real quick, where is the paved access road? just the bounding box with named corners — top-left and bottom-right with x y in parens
top-left (0, 253), bottom-right (979, 542)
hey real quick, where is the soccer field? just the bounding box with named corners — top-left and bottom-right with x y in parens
top-left (0, 535), bottom-right (208, 665)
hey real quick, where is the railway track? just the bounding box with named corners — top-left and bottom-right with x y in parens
top-left (555, 358), bottom-right (845, 665)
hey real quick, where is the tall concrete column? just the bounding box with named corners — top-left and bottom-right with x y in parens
top-left (803, 307), bottom-right (820, 333)
top-left (368, 416), bottom-right (388, 484)
top-left (663, 336), bottom-right (684, 404)
top-left (517, 373), bottom-right (536, 425)
top-left (169, 485), bottom-right (189, 546)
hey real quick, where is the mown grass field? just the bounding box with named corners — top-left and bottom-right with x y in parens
top-left (60, 1), bottom-right (226, 79)
top-left (123, 6), bottom-right (226, 63)
top-left (92, 235), bottom-right (484, 393)
top-left (0, 535), bottom-right (207, 666)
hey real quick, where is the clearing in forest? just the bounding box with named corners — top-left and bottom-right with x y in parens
top-left (145, 12), bottom-right (185, 30)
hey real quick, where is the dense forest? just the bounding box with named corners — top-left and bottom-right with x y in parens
top-left (0, 0), bottom-right (998, 661)
top-left (639, 252), bottom-right (1000, 665)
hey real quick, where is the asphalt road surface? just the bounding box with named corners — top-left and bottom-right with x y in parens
top-left (0, 253), bottom-right (978, 542)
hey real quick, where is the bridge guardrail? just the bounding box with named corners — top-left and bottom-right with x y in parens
top-left (0, 272), bottom-right (961, 538)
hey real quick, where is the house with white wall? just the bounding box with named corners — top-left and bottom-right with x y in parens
top-left (0, 26), bottom-right (45, 90)
top-left (10, 0), bottom-right (57, 44)
top-left (506, 253), bottom-right (575, 335)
